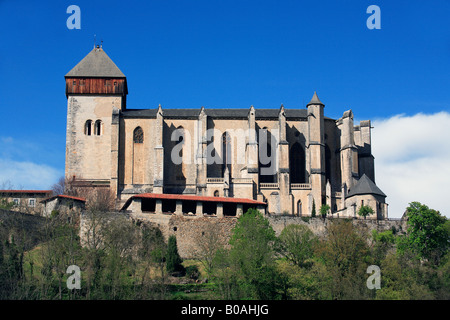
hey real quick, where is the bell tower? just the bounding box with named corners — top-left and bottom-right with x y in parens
top-left (64, 46), bottom-right (127, 196)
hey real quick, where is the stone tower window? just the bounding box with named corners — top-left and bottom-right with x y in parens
top-left (94, 120), bottom-right (102, 136)
top-left (133, 127), bottom-right (144, 143)
top-left (84, 120), bottom-right (92, 136)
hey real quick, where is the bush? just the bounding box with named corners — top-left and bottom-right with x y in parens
top-left (166, 235), bottom-right (185, 275)
top-left (185, 265), bottom-right (200, 280)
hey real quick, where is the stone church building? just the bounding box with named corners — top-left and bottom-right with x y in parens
top-left (64, 46), bottom-right (388, 219)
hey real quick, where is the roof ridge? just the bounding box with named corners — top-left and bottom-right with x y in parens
top-left (65, 48), bottom-right (126, 78)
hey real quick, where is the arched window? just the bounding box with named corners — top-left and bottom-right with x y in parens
top-left (214, 190), bottom-right (219, 197)
top-left (290, 142), bottom-right (306, 183)
top-left (325, 144), bottom-right (331, 182)
top-left (222, 131), bottom-right (232, 177)
top-left (133, 127), bottom-right (143, 143)
top-left (94, 120), bottom-right (102, 136)
top-left (84, 120), bottom-right (92, 136)
top-left (174, 126), bottom-right (186, 182)
top-left (177, 126), bottom-right (184, 158)
top-left (297, 200), bottom-right (302, 216)
top-left (259, 127), bottom-right (276, 183)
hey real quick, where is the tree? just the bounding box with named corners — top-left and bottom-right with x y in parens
top-left (316, 219), bottom-right (370, 299)
top-left (166, 235), bottom-right (184, 275)
top-left (397, 202), bottom-right (448, 263)
top-left (358, 205), bottom-right (374, 219)
top-left (51, 176), bottom-right (66, 196)
top-left (320, 204), bottom-right (330, 219)
top-left (193, 222), bottom-right (223, 277)
top-left (311, 199), bottom-right (316, 218)
top-left (278, 224), bottom-right (318, 267)
top-left (227, 208), bottom-right (280, 299)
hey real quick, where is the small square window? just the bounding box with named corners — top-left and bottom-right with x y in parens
top-left (28, 199), bottom-right (35, 207)
top-left (13, 198), bottom-right (19, 206)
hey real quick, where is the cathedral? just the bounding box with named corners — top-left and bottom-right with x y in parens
top-left (65, 46), bottom-right (388, 219)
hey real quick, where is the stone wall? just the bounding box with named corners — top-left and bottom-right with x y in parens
top-left (124, 211), bottom-right (406, 259)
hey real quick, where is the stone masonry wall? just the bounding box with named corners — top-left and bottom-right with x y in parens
top-left (123, 212), bottom-right (406, 259)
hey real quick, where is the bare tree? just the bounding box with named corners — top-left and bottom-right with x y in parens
top-left (50, 176), bottom-right (65, 196)
top-left (193, 222), bottom-right (225, 277)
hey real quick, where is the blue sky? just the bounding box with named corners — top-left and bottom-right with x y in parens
top-left (0, 0), bottom-right (449, 217)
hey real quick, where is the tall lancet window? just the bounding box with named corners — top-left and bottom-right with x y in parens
top-left (222, 131), bottom-right (232, 177)
top-left (132, 126), bottom-right (144, 184)
top-left (290, 142), bottom-right (306, 183)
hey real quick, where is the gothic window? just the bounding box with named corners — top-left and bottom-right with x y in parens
top-left (297, 200), bottom-right (302, 216)
top-left (325, 145), bottom-right (331, 182)
top-left (94, 120), bottom-right (102, 136)
top-left (177, 126), bottom-right (184, 157)
top-left (214, 190), bottom-right (219, 197)
top-left (133, 127), bottom-right (143, 143)
top-left (290, 142), bottom-right (305, 183)
top-left (85, 120), bottom-right (92, 136)
top-left (222, 131), bottom-right (231, 176)
top-left (259, 127), bottom-right (276, 183)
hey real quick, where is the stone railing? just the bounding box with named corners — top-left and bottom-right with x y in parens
top-left (207, 178), bottom-right (224, 183)
top-left (260, 183), bottom-right (279, 189)
top-left (290, 183), bottom-right (312, 190)
top-left (232, 178), bottom-right (253, 184)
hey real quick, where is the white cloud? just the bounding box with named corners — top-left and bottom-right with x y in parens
top-left (372, 111), bottom-right (450, 218)
top-left (0, 158), bottom-right (62, 190)
top-left (0, 135), bottom-right (64, 190)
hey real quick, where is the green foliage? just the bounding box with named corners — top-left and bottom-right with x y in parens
top-left (51, 210), bottom-right (60, 218)
top-left (166, 235), bottom-right (185, 275)
top-left (319, 204), bottom-right (330, 218)
top-left (0, 199), bottom-right (14, 210)
top-left (278, 224), bottom-right (318, 267)
top-left (214, 208), bottom-right (281, 300)
top-left (316, 220), bottom-right (371, 299)
top-left (0, 200), bottom-right (448, 300)
top-left (311, 199), bottom-right (316, 218)
top-left (185, 265), bottom-right (200, 280)
top-left (358, 205), bottom-right (374, 219)
top-left (397, 202), bottom-right (448, 263)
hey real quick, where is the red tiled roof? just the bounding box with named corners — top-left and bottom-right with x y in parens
top-left (40, 194), bottom-right (86, 203)
top-left (122, 193), bottom-right (266, 210)
top-left (0, 190), bottom-right (52, 194)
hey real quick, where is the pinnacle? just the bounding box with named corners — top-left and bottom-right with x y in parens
top-left (307, 91), bottom-right (324, 107)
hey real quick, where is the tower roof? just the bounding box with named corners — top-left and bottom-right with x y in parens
top-left (307, 91), bottom-right (324, 107)
top-left (65, 47), bottom-right (126, 78)
top-left (347, 174), bottom-right (386, 198)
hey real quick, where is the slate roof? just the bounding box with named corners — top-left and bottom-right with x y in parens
top-left (122, 108), bottom-right (315, 120)
top-left (40, 195), bottom-right (86, 203)
top-left (65, 47), bottom-right (126, 78)
top-left (307, 91), bottom-right (324, 106)
top-left (346, 174), bottom-right (386, 198)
